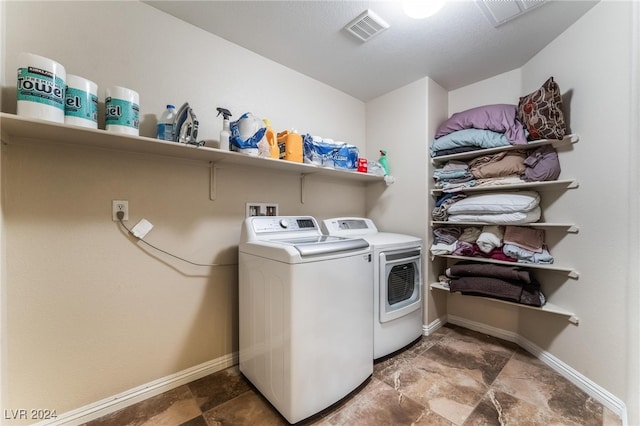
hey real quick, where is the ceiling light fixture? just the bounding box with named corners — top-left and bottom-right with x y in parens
top-left (403, 0), bottom-right (447, 19)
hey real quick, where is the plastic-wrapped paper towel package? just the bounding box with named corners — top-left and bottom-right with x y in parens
top-left (16, 53), bottom-right (139, 134)
top-left (65, 74), bottom-right (98, 128)
top-left (105, 86), bottom-right (140, 135)
top-left (17, 53), bottom-right (67, 123)
top-left (303, 135), bottom-right (359, 170)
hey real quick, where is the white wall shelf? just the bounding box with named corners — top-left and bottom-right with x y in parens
top-left (430, 133), bottom-right (579, 164)
top-left (429, 130), bottom-right (581, 326)
top-left (0, 113), bottom-right (383, 184)
top-left (430, 282), bottom-right (579, 324)
top-left (431, 221), bottom-right (579, 233)
top-left (430, 134), bottom-right (580, 196)
top-left (432, 254), bottom-right (580, 279)
top-left (431, 178), bottom-right (578, 196)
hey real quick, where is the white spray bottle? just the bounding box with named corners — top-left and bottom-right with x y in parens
top-left (216, 107), bottom-right (232, 151)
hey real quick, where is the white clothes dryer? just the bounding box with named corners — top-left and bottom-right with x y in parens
top-left (239, 216), bottom-right (373, 424)
top-left (322, 217), bottom-right (423, 359)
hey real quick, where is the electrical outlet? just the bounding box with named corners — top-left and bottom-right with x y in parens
top-left (246, 202), bottom-right (278, 217)
top-left (112, 200), bottom-right (129, 221)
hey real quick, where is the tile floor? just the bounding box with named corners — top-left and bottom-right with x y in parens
top-left (84, 324), bottom-right (622, 426)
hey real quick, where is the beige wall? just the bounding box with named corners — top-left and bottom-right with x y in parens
top-left (425, 78), bottom-right (448, 327)
top-left (444, 1), bottom-right (636, 421)
top-left (0, 0), bottom-right (7, 404)
top-left (448, 68), bottom-right (522, 112)
top-left (1, 1), bottom-right (8, 410)
top-left (1, 0), bottom-right (370, 417)
top-left (519, 1), bottom-right (635, 418)
top-left (366, 1), bottom-right (638, 422)
top-left (365, 77), bottom-right (429, 239)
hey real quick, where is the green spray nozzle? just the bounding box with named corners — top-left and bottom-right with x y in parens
top-left (379, 149), bottom-right (389, 175)
top-left (216, 107), bottom-right (232, 120)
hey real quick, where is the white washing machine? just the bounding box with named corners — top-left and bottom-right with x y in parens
top-left (322, 217), bottom-right (423, 359)
top-left (239, 216), bottom-right (373, 424)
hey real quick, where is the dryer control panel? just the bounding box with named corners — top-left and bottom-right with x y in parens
top-left (322, 217), bottom-right (377, 237)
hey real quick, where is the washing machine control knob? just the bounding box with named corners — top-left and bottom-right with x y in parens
top-left (279, 219), bottom-right (289, 228)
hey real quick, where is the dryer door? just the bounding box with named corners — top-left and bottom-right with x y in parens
top-left (379, 248), bottom-right (422, 323)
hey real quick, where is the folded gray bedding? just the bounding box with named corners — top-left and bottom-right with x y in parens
top-left (449, 276), bottom-right (544, 307)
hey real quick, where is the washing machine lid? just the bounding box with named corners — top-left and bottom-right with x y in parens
top-left (363, 232), bottom-right (423, 247)
top-left (240, 216), bottom-right (370, 262)
top-left (240, 236), bottom-right (370, 262)
top-left (323, 217), bottom-right (423, 248)
top-left (273, 236), bottom-right (369, 256)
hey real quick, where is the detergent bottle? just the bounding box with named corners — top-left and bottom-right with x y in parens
top-left (263, 119), bottom-right (279, 159)
top-left (277, 130), bottom-right (303, 162)
top-left (216, 107), bottom-right (232, 150)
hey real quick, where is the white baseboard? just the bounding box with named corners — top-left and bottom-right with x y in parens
top-left (34, 315), bottom-right (632, 426)
top-left (439, 315), bottom-right (628, 426)
top-left (517, 338), bottom-right (628, 426)
top-left (35, 352), bottom-right (238, 426)
top-left (447, 314), bottom-right (520, 344)
top-left (423, 315), bottom-right (446, 335)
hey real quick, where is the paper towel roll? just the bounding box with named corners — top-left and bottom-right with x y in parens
top-left (64, 74), bottom-right (98, 129)
top-left (17, 53), bottom-right (66, 123)
top-left (105, 86), bottom-right (139, 135)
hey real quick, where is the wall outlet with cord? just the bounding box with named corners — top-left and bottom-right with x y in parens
top-left (112, 200), bottom-right (129, 221)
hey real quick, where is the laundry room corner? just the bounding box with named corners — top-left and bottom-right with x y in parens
top-left (2, 0), bottom-right (638, 424)
top-left (365, 76), bottom-right (446, 332)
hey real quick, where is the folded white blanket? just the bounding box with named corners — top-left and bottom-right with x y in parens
top-left (447, 191), bottom-right (540, 215)
top-left (430, 242), bottom-right (456, 256)
top-left (477, 225), bottom-right (504, 253)
top-left (447, 206), bottom-right (541, 224)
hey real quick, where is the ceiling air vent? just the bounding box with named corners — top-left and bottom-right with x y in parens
top-left (477, 0), bottom-right (546, 27)
top-left (345, 9), bottom-right (390, 42)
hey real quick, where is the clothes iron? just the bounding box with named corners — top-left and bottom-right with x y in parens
top-left (173, 102), bottom-right (203, 146)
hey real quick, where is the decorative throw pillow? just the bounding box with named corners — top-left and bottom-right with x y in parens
top-left (517, 77), bottom-right (566, 141)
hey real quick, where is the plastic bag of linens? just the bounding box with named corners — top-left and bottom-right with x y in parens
top-left (303, 134), bottom-right (359, 170)
top-left (230, 113), bottom-right (266, 155)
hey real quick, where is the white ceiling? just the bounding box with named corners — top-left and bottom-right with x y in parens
top-left (145, 0), bottom-right (598, 102)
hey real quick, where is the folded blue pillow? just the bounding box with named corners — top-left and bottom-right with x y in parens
top-left (430, 128), bottom-right (511, 157)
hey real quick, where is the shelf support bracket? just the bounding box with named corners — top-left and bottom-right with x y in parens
top-left (300, 173), bottom-right (306, 204)
top-left (209, 162), bottom-right (218, 201)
